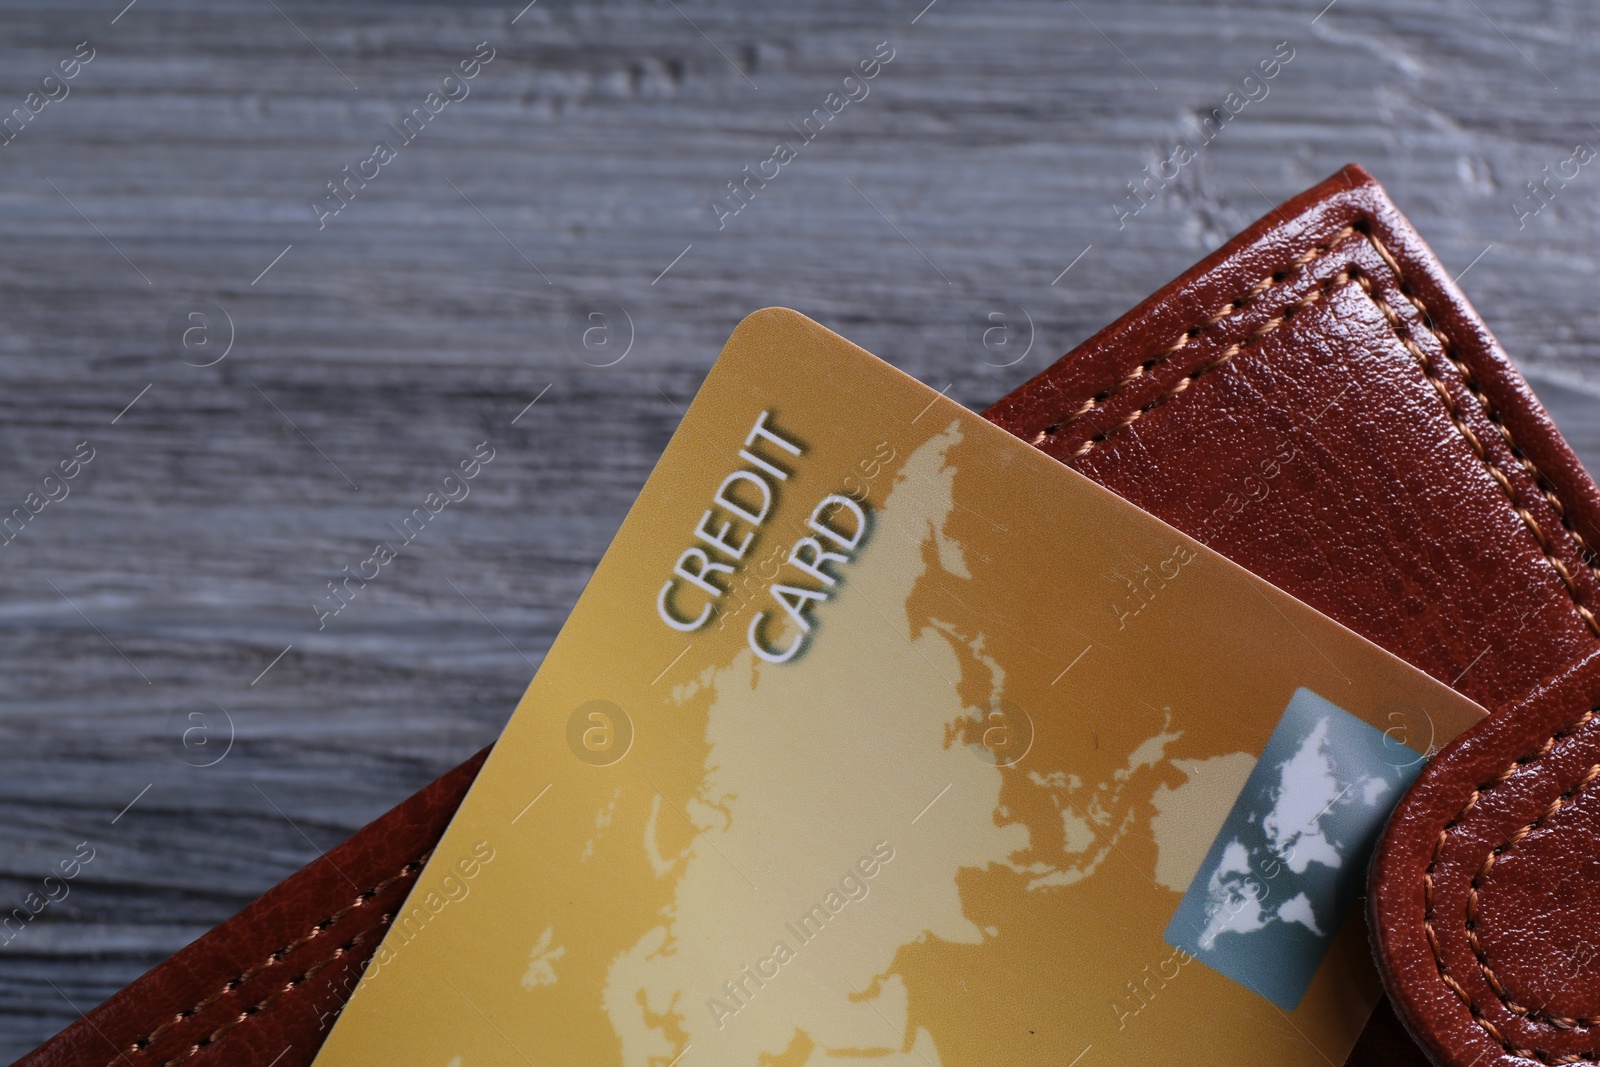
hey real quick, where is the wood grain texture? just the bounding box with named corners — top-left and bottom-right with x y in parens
top-left (1, 0), bottom-right (1598, 1054)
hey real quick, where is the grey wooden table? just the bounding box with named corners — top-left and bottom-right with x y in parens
top-left (2, 0), bottom-right (1598, 1055)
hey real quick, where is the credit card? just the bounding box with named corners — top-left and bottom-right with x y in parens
top-left (313, 308), bottom-right (1484, 1066)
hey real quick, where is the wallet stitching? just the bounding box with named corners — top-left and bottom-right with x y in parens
top-left (1030, 222), bottom-right (1600, 641)
top-left (1348, 266), bottom-right (1600, 641)
top-left (103, 854), bottom-right (429, 1067)
top-left (159, 919), bottom-right (391, 1067)
top-left (1356, 231), bottom-right (1600, 611)
top-left (1423, 707), bottom-right (1600, 1060)
top-left (1029, 224), bottom-right (1358, 443)
top-left (1019, 216), bottom-right (1600, 1060)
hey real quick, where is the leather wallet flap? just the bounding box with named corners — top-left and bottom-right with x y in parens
top-left (985, 165), bottom-right (1600, 713)
top-left (1372, 647), bottom-right (1600, 1067)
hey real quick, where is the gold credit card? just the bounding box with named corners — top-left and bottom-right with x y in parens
top-left (313, 308), bottom-right (1484, 1066)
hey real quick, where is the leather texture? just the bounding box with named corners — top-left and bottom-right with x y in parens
top-left (1370, 648), bottom-right (1600, 1067)
top-left (18, 164), bottom-right (1597, 1067)
top-left (984, 163), bottom-right (1600, 1067)
top-left (983, 169), bottom-right (1600, 713)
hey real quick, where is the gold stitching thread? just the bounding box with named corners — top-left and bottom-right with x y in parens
top-left (1027, 225), bottom-right (1356, 446)
top-left (1026, 222), bottom-right (1600, 642)
top-left (1016, 218), bottom-right (1600, 1060)
top-left (101, 854), bottom-right (429, 1067)
top-left (1366, 234), bottom-right (1600, 594)
top-left (1059, 271), bottom-right (1349, 462)
top-left (1464, 761), bottom-right (1600, 1027)
top-left (159, 921), bottom-right (390, 1067)
top-left (1423, 708), bottom-right (1600, 1062)
top-left (1345, 270), bottom-right (1600, 643)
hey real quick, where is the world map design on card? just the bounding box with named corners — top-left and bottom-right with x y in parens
top-left (313, 308), bottom-right (1484, 1066)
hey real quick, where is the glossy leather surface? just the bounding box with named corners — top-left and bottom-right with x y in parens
top-left (1371, 648), bottom-right (1600, 1066)
top-left (19, 165), bottom-right (1594, 1067)
top-left (985, 163), bottom-right (1600, 1067)
top-left (985, 169), bottom-right (1600, 713)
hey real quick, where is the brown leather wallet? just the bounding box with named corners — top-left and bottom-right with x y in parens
top-left (22, 163), bottom-right (1598, 1067)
